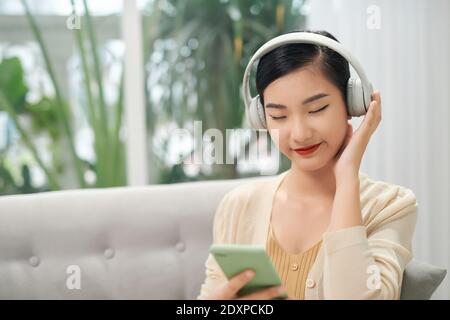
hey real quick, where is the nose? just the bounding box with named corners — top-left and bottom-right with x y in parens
top-left (290, 117), bottom-right (313, 143)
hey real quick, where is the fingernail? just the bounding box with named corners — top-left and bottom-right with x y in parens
top-left (246, 270), bottom-right (255, 278)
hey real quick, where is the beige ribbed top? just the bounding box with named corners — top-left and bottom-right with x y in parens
top-left (198, 170), bottom-right (418, 300)
top-left (266, 221), bottom-right (322, 300)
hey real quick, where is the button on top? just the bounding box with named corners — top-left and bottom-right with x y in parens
top-left (306, 278), bottom-right (316, 288)
top-left (291, 263), bottom-right (298, 271)
top-left (29, 256), bottom-right (40, 267)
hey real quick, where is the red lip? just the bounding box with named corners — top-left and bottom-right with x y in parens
top-left (294, 142), bottom-right (322, 156)
top-left (295, 142), bottom-right (322, 151)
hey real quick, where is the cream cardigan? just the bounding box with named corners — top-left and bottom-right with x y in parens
top-left (197, 170), bottom-right (418, 300)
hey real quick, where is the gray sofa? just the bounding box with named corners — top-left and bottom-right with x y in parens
top-left (0, 175), bottom-right (446, 299)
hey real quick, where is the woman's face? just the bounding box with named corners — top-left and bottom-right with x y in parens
top-left (263, 65), bottom-right (350, 172)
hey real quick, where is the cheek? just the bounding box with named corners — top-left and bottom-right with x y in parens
top-left (268, 128), bottom-right (286, 149)
top-left (322, 108), bottom-right (348, 144)
top-left (323, 122), bottom-right (348, 152)
top-left (324, 123), bottom-right (341, 141)
top-left (268, 128), bottom-right (291, 158)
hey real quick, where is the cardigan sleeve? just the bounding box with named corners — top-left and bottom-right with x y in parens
top-left (321, 186), bottom-right (418, 300)
top-left (196, 193), bottom-right (230, 300)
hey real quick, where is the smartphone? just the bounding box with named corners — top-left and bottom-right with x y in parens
top-left (210, 244), bottom-right (288, 299)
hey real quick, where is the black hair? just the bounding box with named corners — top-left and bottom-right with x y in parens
top-left (255, 30), bottom-right (350, 113)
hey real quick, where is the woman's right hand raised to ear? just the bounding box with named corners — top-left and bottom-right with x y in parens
top-left (204, 269), bottom-right (289, 300)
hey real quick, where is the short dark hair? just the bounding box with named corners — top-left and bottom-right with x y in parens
top-left (255, 30), bottom-right (350, 112)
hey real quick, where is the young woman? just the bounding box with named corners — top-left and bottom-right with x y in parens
top-left (197, 30), bottom-right (417, 300)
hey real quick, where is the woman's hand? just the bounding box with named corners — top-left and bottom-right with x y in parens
top-left (204, 269), bottom-right (287, 300)
top-left (332, 91), bottom-right (382, 183)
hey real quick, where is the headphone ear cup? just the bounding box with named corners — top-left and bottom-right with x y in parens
top-left (347, 77), bottom-right (368, 117)
top-left (246, 96), bottom-right (267, 129)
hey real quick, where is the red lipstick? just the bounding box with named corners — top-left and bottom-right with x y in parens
top-left (294, 142), bottom-right (322, 156)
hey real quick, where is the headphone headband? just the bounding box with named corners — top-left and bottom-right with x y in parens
top-left (242, 32), bottom-right (373, 124)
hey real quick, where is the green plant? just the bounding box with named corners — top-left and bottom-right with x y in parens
top-left (142, 0), bottom-right (305, 183)
top-left (0, 0), bottom-right (127, 195)
top-left (21, 0), bottom-right (86, 188)
top-left (0, 56), bottom-right (61, 191)
top-left (69, 0), bottom-right (126, 187)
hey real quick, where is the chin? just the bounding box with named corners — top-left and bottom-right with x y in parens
top-left (288, 149), bottom-right (334, 172)
top-left (294, 161), bottom-right (328, 172)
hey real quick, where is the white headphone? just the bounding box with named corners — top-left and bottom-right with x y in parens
top-left (242, 32), bottom-right (374, 129)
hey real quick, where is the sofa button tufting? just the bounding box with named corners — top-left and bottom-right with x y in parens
top-left (176, 242), bottom-right (185, 252)
top-left (104, 248), bottom-right (115, 259)
top-left (29, 256), bottom-right (40, 267)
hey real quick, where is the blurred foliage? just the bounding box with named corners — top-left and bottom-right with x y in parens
top-left (1, 0), bottom-right (303, 195)
top-left (0, 56), bottom-right (61, 194)
top-left (142, 0), bottom-right (305, 183)
top-left (0, 157), bottom-right (50, 195)
top-left (0, 57), bottom-right (28, 113)
top-left (0, 0), bottom-right (126, 195)
top-left (0, 57), bottom-right (62, 140)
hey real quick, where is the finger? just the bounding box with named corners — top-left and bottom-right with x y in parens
top-left (371, 91), bottom-right (381, 104)
top-left (368, 98), bottom-right (382, 130)
top-left (346, 122), bottom-right (353, 142)
top-left (221, 269), bottom-right (255, 298)
top-left (360, 95), bottom-right (381, 136)
top-left (370, 91), bottom-right (382, 121)
top-left (237, 286), bottom-right (285, 300)
top-left (374, 91), bottom-right (382, 121)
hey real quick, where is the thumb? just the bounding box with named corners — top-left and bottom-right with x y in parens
top-left (344, 122), bottom-right (353, 146)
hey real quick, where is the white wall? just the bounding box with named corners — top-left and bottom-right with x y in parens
top-left (307, 0), bottom-right (450, 299)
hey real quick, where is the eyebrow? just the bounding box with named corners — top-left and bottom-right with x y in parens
top-left (265, 93), bottom-right (329, 109)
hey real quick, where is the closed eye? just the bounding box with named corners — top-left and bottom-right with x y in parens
top-left (310, 104), bottom-right (329, 114)
top-left (269, 115), bottom-right (286, 120)
top-left (269, 105), bottom-right (329, 120)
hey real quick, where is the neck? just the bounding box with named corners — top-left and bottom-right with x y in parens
top-left (284, 161), bottom-right (337, 205)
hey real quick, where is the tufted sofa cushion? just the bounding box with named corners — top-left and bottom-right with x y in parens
top-left (0, 175), bottom-right (445, 299)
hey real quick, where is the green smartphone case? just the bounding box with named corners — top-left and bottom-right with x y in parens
top-left (210, 244), bottom-right (288, 299)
